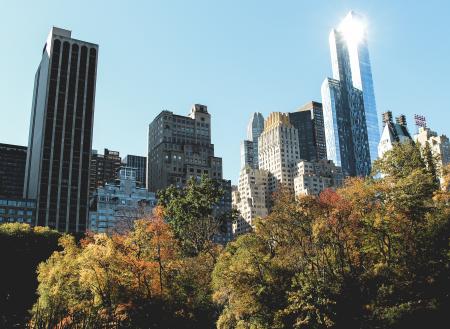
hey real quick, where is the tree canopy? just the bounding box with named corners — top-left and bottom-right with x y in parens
top-left (0, 223), bottom-right (60, 328)
top-left (12, 142), bottom-right (450, 328)
top-left (157, 175), bottom-right (226, 256)
top-left (30, 207), bottom-right (221, 328)
top-left (212, 142), bottom-right (450, 329)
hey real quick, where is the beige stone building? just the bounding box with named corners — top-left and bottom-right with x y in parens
top-left (232, 166), bottom-right (269, 235)
top-left (414, 127), bottom-right (450, 184)
top-left (233, 112), bottom-right (344, 237)
top-left (293, 159), bottom-right (343, 196)
top-left (258, 112), bottom-right (301, 193)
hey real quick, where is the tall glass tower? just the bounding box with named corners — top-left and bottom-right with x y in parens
top-left (240, 113), bottom-right (264, 169)
top-left (321, 11), bottom-right (378, 176)
top-left (247, 112), bottom-right (265, 142)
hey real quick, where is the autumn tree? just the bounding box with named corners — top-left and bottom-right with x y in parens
top-left (30, 206), bottom-right (221, 328)
top-left (30, 208), bottom-right (184, 328)
top-left (213, 142), bottom-right (450, 329)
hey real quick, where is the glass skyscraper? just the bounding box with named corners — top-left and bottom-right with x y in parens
top-left (322, 78), bottom-right (370, 176)
top-left (321, 11), bottom-right (379, 176)
top-left (247, 112), bottom-right (265, 142)
top-left (240, 112), bottom-right (264, 169)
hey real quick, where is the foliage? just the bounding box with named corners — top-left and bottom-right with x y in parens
top-left (30, 207), bottom-right (220, 328)
top-left (157, 175), bottom-right (226, 256)
top-left (440, 164), bottom-right (450, 192)
top-left (422, 141), bottom-right (439, 185)
top-left (372, 141), bottom-right (425, 178)
top-left (0, 223), bottom-right (61, 328)
top-left (16, 143), bottom-right (450, 328)
top-left (213, 143), bottom-right (450, 329)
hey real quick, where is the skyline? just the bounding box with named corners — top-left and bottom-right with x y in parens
top-left (1, 1), bottom-right (449, 184)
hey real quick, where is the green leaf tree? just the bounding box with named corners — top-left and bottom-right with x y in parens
top-left (157, 175), bottom-right (225, 256)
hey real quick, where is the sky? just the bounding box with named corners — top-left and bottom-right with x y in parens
top-left (0, 0), bottom-right (449, 184)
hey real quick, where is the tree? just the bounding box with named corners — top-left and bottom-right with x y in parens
top-left (420, 141), bottom-right (441, 189)
top-left (30, 209), bottom-right (183, 328)
top-left (213, 142), bottom-right (450, 329)
top-left (25, 142), bottom-right (449, 328)
top-left (30, 207), bottom-right (220, 328)
top-left (0, 223), bottom-right (60, 328)
top-left (373, 140), bottom-right (425, 178)
top-left (157, 175), bottom-right (226, 256)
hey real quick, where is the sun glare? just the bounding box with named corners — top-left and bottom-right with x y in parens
top-left (339, 14), bottom-right (366, 44)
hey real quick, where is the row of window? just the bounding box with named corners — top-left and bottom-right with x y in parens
top-left (0, 200), bottom-right (35, 207)
top-left (0, 209), bottom-right (33, 215)
top-left (0, 217), bottom-right (33, 223)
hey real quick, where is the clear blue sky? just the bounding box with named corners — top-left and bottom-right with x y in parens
top-left (1, 0), bottom-right (449, 184)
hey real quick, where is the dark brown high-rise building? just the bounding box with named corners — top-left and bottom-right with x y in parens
top-left (24, 27), bottom-right (98, 233)
top-left (89, 149), bottom-right (122, 194)
top-left (289, 101), bottom-right (327, 161)
top-left (0, 143), bottom-right (27, 198)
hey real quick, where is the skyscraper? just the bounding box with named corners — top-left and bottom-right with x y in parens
top-left (258, 112), bottom-right (301, 193)
top-left (232, 166), bottom-right (269, 235)
top-left (247, 112), bottom-right (265, 142)
top-left (240, 140), bottom-right (255, 169)
top-left (148, 104), bottom-right (223, 191)
top-left (240, 113), bottom-right (264, 169)
top-left (289, 101), bottom-right (327, 161)
top-left (322, 78), bottom-right (370, 176)
top-left (0, 143), bottom-right (27, 198)
top-left (257, 112), bottom-right (343, 198)
top-left (24, 27), bottom-right (98, 233)
top-left (147, 104), bottom-right (232, 242)
top-left (321, 11), bottom-right (378, 176)
top-left (123, 154), bottom-right (147, 189)
top-left (89, 148), bottom-right (122, 195)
